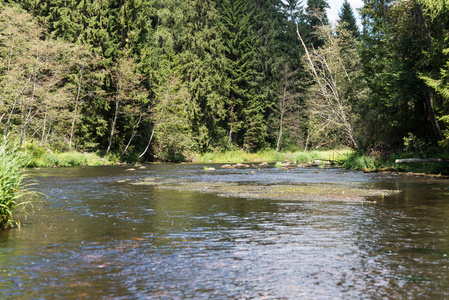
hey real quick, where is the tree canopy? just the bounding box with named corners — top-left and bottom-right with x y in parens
top-left (1, 0), bottom-right (449, 161)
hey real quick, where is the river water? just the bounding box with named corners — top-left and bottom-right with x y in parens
top-left (1, 164), bottom-right (449, 299)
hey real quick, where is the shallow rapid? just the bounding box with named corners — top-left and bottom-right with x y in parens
top-left (1, 164), bottom-right (449, 299)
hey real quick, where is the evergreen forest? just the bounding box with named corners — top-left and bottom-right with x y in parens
top-left (1, 0), bottom-right (449, 163)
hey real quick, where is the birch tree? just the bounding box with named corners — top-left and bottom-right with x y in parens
top-left (297, 21), bottom-right (364, 149)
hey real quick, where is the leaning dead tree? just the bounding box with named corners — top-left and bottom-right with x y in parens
top-left (395, 158), bottom-right (449, 163)
top-left (296, 22), bottom-right (359, 149)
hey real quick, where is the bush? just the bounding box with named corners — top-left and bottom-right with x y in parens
top-left (0, 146), bottom-right (36, 229)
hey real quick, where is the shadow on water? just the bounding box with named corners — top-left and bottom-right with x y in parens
top-left (1, 164), bottom-right (449, 299)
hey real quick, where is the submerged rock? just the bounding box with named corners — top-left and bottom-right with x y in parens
top-left (234, 163), bottom-right (250, 168)
top-left (220, 164), bottom-right (235, 169)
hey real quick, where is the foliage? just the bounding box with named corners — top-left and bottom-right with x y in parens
top-left (418, 0), bottom-right (449, 147)
top-left (0, 146), bottom-right (36, 229)
top-left (359, 0), bottom-right (443, 149)
top-left (0, 3), bottom-right (103, 152)
top-left (305, 0), bottom-right (330, 48)
top-left (219, 0), bottom-right (262, 150)
top-left (3, 0), bottom-right (449, 172)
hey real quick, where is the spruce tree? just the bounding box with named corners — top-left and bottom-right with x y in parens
top-left (338, 0), bottom-right (359, 38)
top-left (306, 0), bottom-right (329, 27)
top-left (305, 0), bottom-right (329, 48)
top-left (219, 0), bottom-right (259, 149)
top-left (178, 0), bottom-right (228, 150)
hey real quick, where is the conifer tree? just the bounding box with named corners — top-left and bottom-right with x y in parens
top-left (178, 0), bottom-right (228, 150)
top-left (306, 0), bottom-right (329, 27)
top-left (360, 0), bottom-right (440, 146)
top-left (305, 0), bottom-right (329, 48)
top-left (418, 0), bottom-right (449, 145)
top-left (338, 0), bottom-right (359, 38)
top-left (219, 0), bottom-right (259, 149)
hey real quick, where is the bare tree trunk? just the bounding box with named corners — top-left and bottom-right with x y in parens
top-left (139, 88), bottom-right (169, 158)
top-left (107, 80), bottom-right (121, 154)
top-left (107, 95), bottom-right (119, 154)
top-left (122, 109), bottom-right (142, 156)
top-left (228, 124), bottom-right (233, 147)
top-left (424, 90), bottom-right (444, 140)
top-left (276, 68), bottom-right (288, 153)
top-left (19, 72), bottom-right (38, 148)
top-left (69, 66), bottom-right (84, 150)
top-left (228, 105), bottom-right (235, 147)
top-left (3, 75), bottom-right (31, 142)
top-left (139, 124), bottom-right (155, 158)
top-left (395, 158), bottom-right (449, 163)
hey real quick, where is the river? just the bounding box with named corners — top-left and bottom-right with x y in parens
top-left (1, 164), bottom-right (449, 299)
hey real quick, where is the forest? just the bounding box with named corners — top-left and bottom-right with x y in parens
top-left (1, 0), bottom-right (448, 163)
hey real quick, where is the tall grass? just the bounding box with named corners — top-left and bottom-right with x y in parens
top-left (0, 146), bottom-right (36, 229)
top-left (342, 152), bottom-right (376, 170)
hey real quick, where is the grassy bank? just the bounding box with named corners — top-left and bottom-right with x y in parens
top-left (24, 150), bottom-right (115, 168)
top-left (342, 148), bottom-right (449, 175)
top-left (0, 147), bottom-right (37, 229)
top-left (379, 152), bottom-right (449, 175)
top-left (193, 149), bottom-right (353, 165)
top-left (19, 143), bottom-right (449, 175)
top-left (195, 148), bottom-right (449, 175)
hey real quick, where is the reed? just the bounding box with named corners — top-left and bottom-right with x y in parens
top-left (0, 146), bottom-right (36, 229)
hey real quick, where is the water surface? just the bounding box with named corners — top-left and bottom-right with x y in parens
top-left (1, 164), bottom-right (449, 299)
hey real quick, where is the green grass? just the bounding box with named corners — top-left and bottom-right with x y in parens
top-left (0, 146), bottom-right (37, 229)
top-left (342, 153), bottom-right (376, 170)
top-left (194, 148), bottom-right (353, 165)
top-left (26, 151), bottom-right (113, 168)
top-left (195, 149), bottom-right (275, 163)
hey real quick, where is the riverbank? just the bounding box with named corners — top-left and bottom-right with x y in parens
top-left (20, 148), bottom-right (355, 168)
top-left (15, 145), bottom-right (449, 176)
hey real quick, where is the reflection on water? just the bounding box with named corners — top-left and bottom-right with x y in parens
top-left (1, 165), bottom-right (449, 299)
